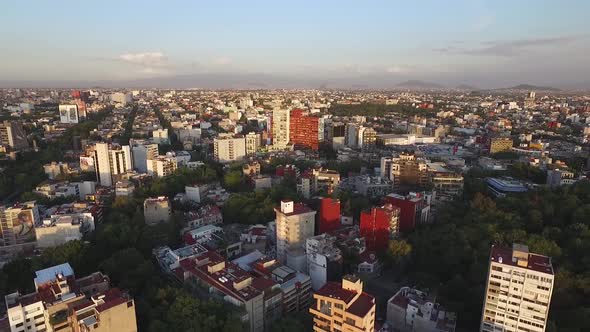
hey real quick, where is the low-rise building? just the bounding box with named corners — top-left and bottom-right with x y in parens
top-left (143, 197), bottom-right (170, 226)
top-left (387, 287), bottom-right (456, 332)
top-left (306, 233), bottom-right (343, 291)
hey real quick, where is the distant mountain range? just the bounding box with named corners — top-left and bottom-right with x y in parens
top-left (395, 80), bottom-right (444, 89)
top-left (0, 74), bottom-right (587, 91)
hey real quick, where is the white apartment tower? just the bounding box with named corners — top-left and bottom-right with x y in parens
top-left (274, 200), bottom-right (316, 268)
top-left (272, 109), bottom-right (290, 149)
top-left (213, 134), bottom-right (246, 163)
top-left (93, 143), bottom-right (133, 187)
top-left (481, 244), bottom-right (554, 332)
top-left (131, 140), bottom-right (159, 173)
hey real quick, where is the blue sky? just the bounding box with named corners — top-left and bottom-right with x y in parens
top-left (1, 0), bottom-right (589, 87)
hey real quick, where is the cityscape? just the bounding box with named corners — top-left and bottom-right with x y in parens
top-left (1, 2), bottom-right (589, 332)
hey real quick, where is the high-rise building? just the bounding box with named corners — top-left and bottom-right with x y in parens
top-left (213, 134), bottom-right (246, 163)
top-left (272, 109), bottom-right (290, 149)
top-left (246, 132), bottom-right (261, 155)
top-left (289, 109), bottom-right (319, 150)
top-left (480, 244), bottom-right (554, 332)
top-left (5, 263), bottom-right (137, 332)
top-left (310, 275), bottom-right (376, 332)
top-left (345, 123), bottom-right (359, 147)
top-left (306, 233), bottom-right (343, 291)
top-left (0, 201), bottom-right (39, 247)
top-left (317, 197), bottom-right (341, 234)
top-left (359, 204), bottom-right (400, 252)
top-left (130, 140), bottom-right (159, 173)
top-left (275, 200), bottom-right (316, 272)
top-left (0, 121), bottom-right (29, 151)
top-left (92, 143), bottom-right (133, 187)
top-left (358, 126), bottom-right (377, 149)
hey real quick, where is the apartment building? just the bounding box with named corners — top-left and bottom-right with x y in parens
top-left (275, 200), bottom-right (316, 272)
top-left (272, 109), bottom-right (290, 149)
top-left (147, 155), bottom-right (178, 177)
top-left (359, 204), bottom-right (400, 251)
top-left (92, 143), bottom-right (133, 187)
top-left (130, 140), bottom-right (159, 173)
top-left (214, 134), bottom-right (246, 163)
top-left (387, 287), bottom-right (457, 332)
top-left (246, 132), bottom-right (261, 155)
top-left (390, 153), bottom-right (429, 189)
top-left (4, 263), bottom-right (136, 332)
top-left (289, 109), bottom-right (319, 150)
top-left (310, 275), bottom-right (376, 332)
top-left (480, 244), bottom-right (554, 332)
top-left (35, 202), bottom-right (98, 248)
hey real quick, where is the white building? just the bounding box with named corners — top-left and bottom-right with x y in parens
top-left (306, 233), bottom-right (342, 291)
top-left (110, 92), bottom-right (132, 107)
top-left (481, 244), bottom-right (554, 332)
top-left (59, 104), bottom-right (80, 124)
top-left (387, 287), bottom-right (457, 332)
top-left (185, 184), bottom-right (208, 203)
top-left (272, 109), bottom-right (290, 149)
top-left (35, 212), bottom-right (96, 248)
top-left (130, 140), bottom-right (159, 173)
top-left (275, 200), bottom-right (316, 272)
top-left (213, 134), bottom-right (246, 163)
top-left (34, 181), bottom-right (96, 200)
top-left (93, 143), bottom-right (133, 187)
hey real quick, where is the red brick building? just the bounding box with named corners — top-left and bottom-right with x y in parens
top-left (289, 109), bottom-right (319, 150)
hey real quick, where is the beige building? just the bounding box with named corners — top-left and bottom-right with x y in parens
top-left (481, 244), bottom-right (554, 332)
top-left (272, 109), bottom-right (290, 149)
top-left (214, 134), bottom-right (246, 163)
top-left (143, 197), bottom-right (171, 226)
top-left (310, 275), bottom-right (376, 332)
top-left (246, 132), bottom-right (261, 155)
top-left (490, 137), bottom-right (514, 154)
top-left (147, 155), bottom-right (178, 177)
top-left (390, 153), bottom-right (429, 188)
top-left (275, 200), bottom-right (316, 271)
top-left (5, 263), bottom-right (136, 332)
top-left (0, 201), bottom-right (40, 247)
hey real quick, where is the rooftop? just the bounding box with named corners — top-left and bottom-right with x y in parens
top-left (490, 245), bottom-right (553, 274)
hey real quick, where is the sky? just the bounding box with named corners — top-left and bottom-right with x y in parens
top-left (1, 0), bottom-right (590, 88)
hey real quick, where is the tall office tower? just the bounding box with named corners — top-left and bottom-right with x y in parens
top-left (275, 200), bottom-right (316, 271)
top-left (245, 132), bottom-right (261, 155)
top-left (359, 204), bottom-right (400, 252)
top-left (289, 109), bottom-right (319, 150)
top-left (310, 275), bottom-right (376, 332)
top-left (345, 123), bottom-right (359, 147)
top-left (480, 244), bottom-right (554, 332)
top-left (358, 126), bottom-right (377, 149)
top-left (130, 140), bottom-right (159, 173)
top-left (272, 109), bottom-right (290, 149)
top-left (93, 143), bottom-right (133, 187)
top-left (213, 134), bottom-right (246, 163)
top-left (317, 197), bottom-right (341, 234)
top-left (0, 201), bottom-right (39, 247)
top-left (0, 121), bottom-right (29, 151)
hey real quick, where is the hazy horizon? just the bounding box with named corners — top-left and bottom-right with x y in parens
top-left (2, 0), bottom-right (590, 89)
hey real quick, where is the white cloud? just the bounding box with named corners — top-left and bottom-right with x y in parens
top-left (213, 56), bottom-right (232, 65)
top-left (385, 65), bottom-right (414, 74)
top-left (118, 52), bottom-right (168, 67)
